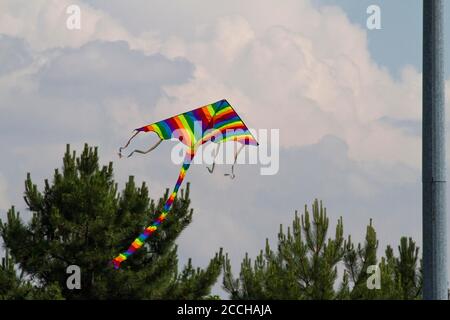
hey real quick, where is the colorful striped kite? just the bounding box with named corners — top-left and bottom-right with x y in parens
top-left (112, 99), bottom-right (258, 269)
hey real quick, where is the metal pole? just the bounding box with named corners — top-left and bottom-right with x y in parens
top-left (423, 0), bottom-right (448, 300)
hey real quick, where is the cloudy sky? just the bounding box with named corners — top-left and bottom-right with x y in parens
top-left (1, 0), bottom-right (449, 295)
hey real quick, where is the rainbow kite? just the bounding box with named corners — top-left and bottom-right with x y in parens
top-left (112, 99), bottom-right (258, 269)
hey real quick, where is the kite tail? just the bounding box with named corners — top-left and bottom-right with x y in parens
top-left (112, 149), bottom-right (195, 269)
top-left (118, 130), bottom-right (140, 158)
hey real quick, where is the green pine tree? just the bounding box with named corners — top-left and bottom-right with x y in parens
top-left (0, 249), bottom-right (31, 299)
top-left (223, 200), bottom-right (345, 299)
top-left (0, 249), bottom-right (63, 300)
top-left (342, 219), bottom-right (379, 299)
top-left (1, 144), bottom-right (222, 299)
top-left (342, 228), bottom-right (421, 299)
top-left (223, 199), bottom-right (422, 300)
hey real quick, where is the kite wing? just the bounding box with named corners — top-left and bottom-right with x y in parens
top-left (135, 104), bottom-right (216, 147)
top-left (119, 99), bottom-right (257, 157)
top-left (203, 99), bottom-right (258, 146)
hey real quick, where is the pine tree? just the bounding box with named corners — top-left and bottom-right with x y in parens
top-left (223, 200), bottom-right (422, 300)
top-left (223, 200), bottom-right (345, 299)
top-left (0, 144), bottom-right (222, 299)
top-left (342, 220), bottom-right (379, 299)
top-left (342, 230), bottom-right (421, 299)
top-left (0, 249), bottom-right (31, 299)
top-left (0, 249), bottom-right (63, 300)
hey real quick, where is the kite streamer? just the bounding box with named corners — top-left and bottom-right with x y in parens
top-left (112, 149), bottom-right (193, 269)
top-left (112, 99), bottom-right (258, 269)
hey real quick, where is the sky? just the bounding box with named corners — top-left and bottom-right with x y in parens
top-left (0, 0), bottom-right (449, 296)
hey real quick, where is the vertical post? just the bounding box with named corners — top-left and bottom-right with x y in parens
top-left (423, 0), bottom-right (448, 300)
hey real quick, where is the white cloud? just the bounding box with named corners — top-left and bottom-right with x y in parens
top-left (155, 6), bottom-right (424, 168)
top-left (0, 39), bottom-right (194, 148)
top-left (0, 0), bottom-right (159, 53)
top-left (36, 40), bottom-right (194, 104)
top-left (0, 0), bottom-right (427, 170)
top-left (0, 174), bottom-right (9, 211)
top-left (0, 35), bottom-right (33, 75)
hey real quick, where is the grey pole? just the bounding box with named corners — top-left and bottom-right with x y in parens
top-left (423, 0), bottom-right (448, 300)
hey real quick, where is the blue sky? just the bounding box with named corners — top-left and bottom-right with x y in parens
top-left (0, 0), bottom-right (449, 296)
top-left (316, 0), bottom-right (450, 78)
